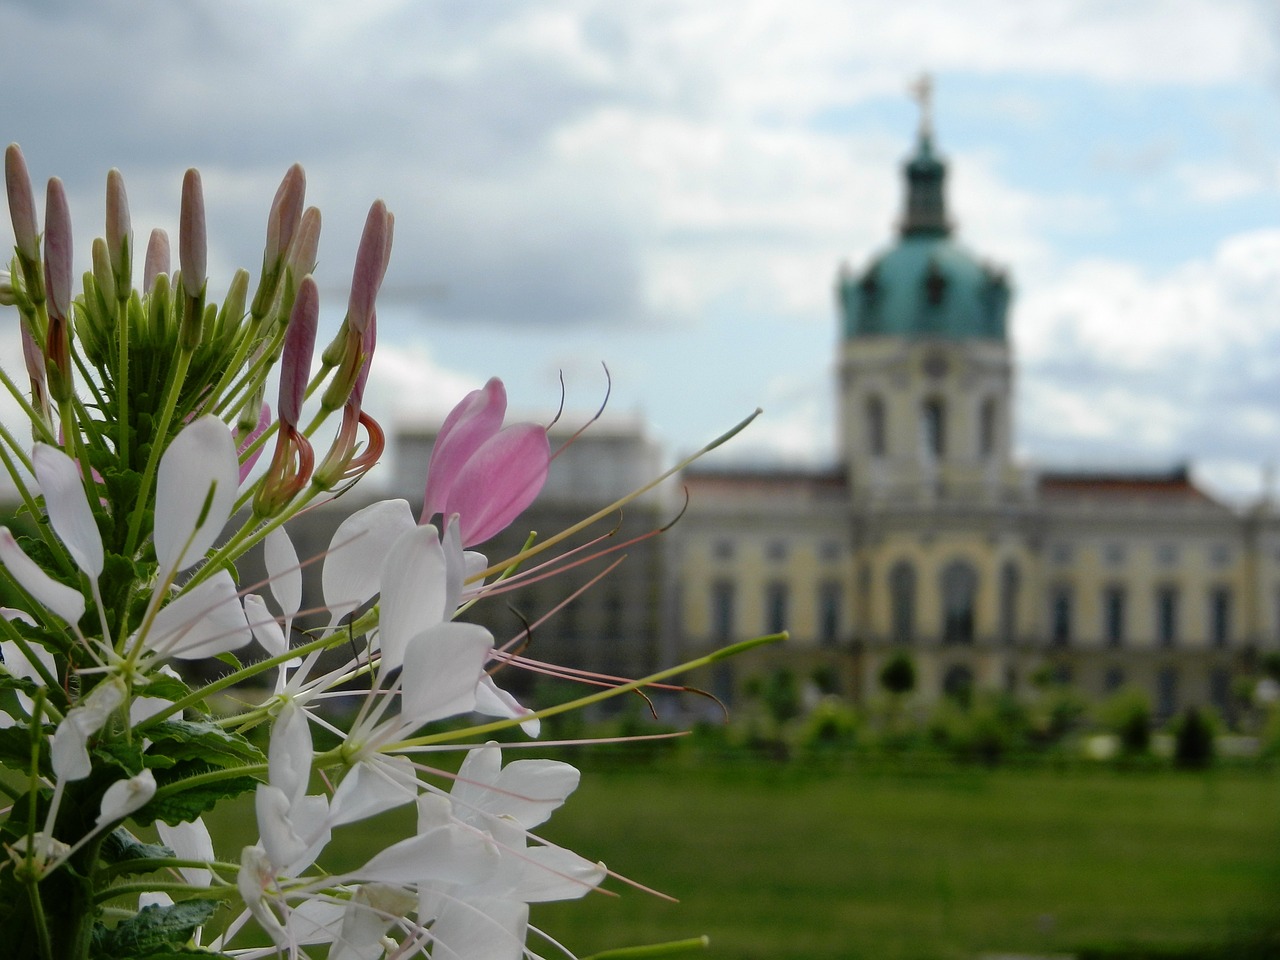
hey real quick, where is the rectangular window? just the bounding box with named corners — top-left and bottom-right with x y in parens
top-left (711, 581), bottom-right (735, 642)
top-left (1209, 587), bottom-right (1231, 649)
top-left (765, 580), bottom-right (788, 636)
top-left (818, 580), bottom-right (841, 647)
top-left (1156, 585), bottom-right (1178, 649)
top-left (1103, 585), bottom-right (1125, 649)
top-left (1049, 585), bottom-right (1072, 648)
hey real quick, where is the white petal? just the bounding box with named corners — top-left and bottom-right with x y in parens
top-left (323, 499), bottom-right (415, 624)
top-left (264, 527), bottom-right (301, 618)
top-left (33, 444), bottom-right (102, 577)
top-left (327, 754), bottom-right (417, 828)
top-left (255, 785), bottom-right (330, 875)
top-left (354, 818), bottom-right (497, 885)
top-left (474, 676), bottom-right (540, 738)
top-left (157, 816), bottom-right (214, 887)
top-left (144, 570), bottom-right (250, 661)
top-left (487, 759), bottom-right (580, 829)
top-left (154, 416), bottom-right (239, 574)
top-left (514, 845), bottom-right (607, 902)
top-left (330, 884), bottom-right (417, 960)
top-left (431, 898), bottom-right (528, 960)
top-left (442, 515), bottom-right (465, 616)
top-left (268, 699), bottom-right (313, 806)
top-left (377, 525), bottom-right (446, 672)
top-left (244, 594), bottom-right (288, 658)
top-left (0, 527), bottom-right (84, 624)
top-left (51, 678), bottom-right (126, 781)
top-left (97, 769), bottom-right (157, 824)
top-left (400, 622), bottom-right (490, 727)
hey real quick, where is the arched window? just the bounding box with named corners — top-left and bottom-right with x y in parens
top-left (866, 395), bottom-right (886, 457)
top-left (998, 561), bottom-right (1019, 646)
top-left (940, 560), bottom-right (978, 645)
top-left (889, 561), bottom-right (916, 645)
top-left (921, 397), bottom-right (945, 458)
top-left (979, 398), bottom-right (997, 458)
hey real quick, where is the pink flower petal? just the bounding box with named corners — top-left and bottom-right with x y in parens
top-left (446, 423), bottom-right (549, 546)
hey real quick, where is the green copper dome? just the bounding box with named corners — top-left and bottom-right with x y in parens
top-left (838, 131), bottom-right (1011, 341)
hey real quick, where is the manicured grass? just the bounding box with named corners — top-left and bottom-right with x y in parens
top-left (527, 764), bottom-right (1280, 960)
top-left (203, 762), bottom-right (1280, 960)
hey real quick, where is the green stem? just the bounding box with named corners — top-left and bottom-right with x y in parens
top-left (135, 628), bottom-right (343, 731)
top-left (363, 633), bottom-right (785, 755)
top-left (93, 879), bottom-right (239, 906)
top-left (24, 880), bottom-right (53, 960)
top-left (123, 348), bottom-right (192, 558)
top-left (99, 855), bottom-right (242, 883)
top-left (116, 295), bottom-right (129, 460)
top-left (147, 762), bottom-right (268, 807)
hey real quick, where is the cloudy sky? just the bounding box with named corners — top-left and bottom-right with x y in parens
top-left (3, 0), bottom-right (1280, 500)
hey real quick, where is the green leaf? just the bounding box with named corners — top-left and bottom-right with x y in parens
top-left (142, 720), bottom-right (264, 769)
top-left (212, 651), bottom-right (243, 671)
top-left (133, 775), bottom-right (258, 827)
top-left (0, 725), bottom-right (42, 769)
top-left (100, 828), bottom-right (175, 873)
top-left (98, 899), bottom-right (219, 958)
top-left (0, 674), bottom-right (40, 695)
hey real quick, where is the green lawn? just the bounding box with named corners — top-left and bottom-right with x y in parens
top-left (525, 764), bottom-right (1280, 960)
top-left (205, 762), bottom-right (1280, 960)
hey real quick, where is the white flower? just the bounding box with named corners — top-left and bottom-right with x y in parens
top-left (97, 769), bottom-right (157, 825)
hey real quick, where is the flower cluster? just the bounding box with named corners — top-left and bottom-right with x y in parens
top-left (0, 147), bottom-right (763, 960)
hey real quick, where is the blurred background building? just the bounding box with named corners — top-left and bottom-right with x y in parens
top-left (265, 100), bottom-right (1276, 726)
top-left (675, 104), bottom-right (1275, 723)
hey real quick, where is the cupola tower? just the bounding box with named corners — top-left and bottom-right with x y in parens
top-left (836, 80), bottom-right (1018, 503)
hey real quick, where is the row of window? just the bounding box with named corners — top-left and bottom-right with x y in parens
top-left (888, 561), bottom-right (1236, 648)
top-left (865, 394), bottom-right (999, 459)
top-left (1048, 584), bottom-right (1232, 649)
top-left (710, 580), bottom-right (843, 646)
top-left (1048, 541), bottom-right (1236, 569)
top-left (712, 538), bottom-right (843, 563)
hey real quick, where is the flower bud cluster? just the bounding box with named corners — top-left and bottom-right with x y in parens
top-left (0, 145), bottom-right (753, 960)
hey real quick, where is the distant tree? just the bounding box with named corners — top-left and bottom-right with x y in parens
top-left (762, 668), bottom-right (801, 729)
top-left (880, 653), bottom-right (917, 696)
top-left (1173, 705), bottom-right (1215, 769)
top-left (1099, 687), bottom-right (1152, 756)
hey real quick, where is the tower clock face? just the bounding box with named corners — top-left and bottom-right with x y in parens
top-left (922, 351), bottom-right (949, 379)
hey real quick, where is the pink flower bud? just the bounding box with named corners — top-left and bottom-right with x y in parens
top-left (279, 275), bottom-right (318, 429)
top-left (287, 206), bottom-right (321, 278)
top-left (179, 168), bottom-right (206, 293)
top-left (264, 163), bottom-right (305, 267)
top-left (143, 228), bottom-right (170, 291)
top-left (421, 378), bottom-right (550, 546)
top-left (43, 177), bottom-right (73, 324)
top-left (105, 167), bottom-right (131, 294)
top-left (347, 200), bottom-right (390, 335)
top-left (5, 144), bottom-right (38, 262)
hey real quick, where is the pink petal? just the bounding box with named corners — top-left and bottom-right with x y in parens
top-left (421, 378), bottom-right (506, 522)
top-left (43, 178), bottom-right (73, 322)
top-left (446, 423), bottom-right (549, 546)
top-left (278, 276), bottom-right (318, 428)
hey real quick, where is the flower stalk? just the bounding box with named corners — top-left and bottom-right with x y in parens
top-left (0, 143), bottom-right (757, 960)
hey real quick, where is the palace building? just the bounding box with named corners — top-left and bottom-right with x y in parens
top-left (674, 108), bottom-right (1275, 721)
